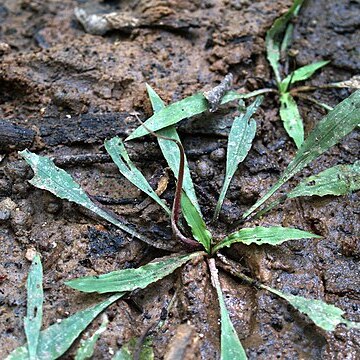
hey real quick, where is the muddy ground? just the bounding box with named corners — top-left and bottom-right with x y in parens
top-left (0, 0), bottom-right (359, 359)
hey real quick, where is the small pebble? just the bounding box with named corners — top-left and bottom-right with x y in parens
top-left (195, 160), bottom-right (214, 179)
top-left (25, 248), bottom-right (37, 262)
top-left (210, 148), bottom-right (226, 162)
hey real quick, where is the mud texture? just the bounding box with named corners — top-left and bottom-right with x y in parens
top-left (0, 0), bottom-right (359, 359)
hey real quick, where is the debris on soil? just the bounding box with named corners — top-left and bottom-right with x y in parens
top-left (203, 73), bottom-right (234, 112)
top-left (75, 5), bottom-right (200, 36)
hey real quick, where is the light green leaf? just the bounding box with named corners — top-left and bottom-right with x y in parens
top-left (289, 161), bottom-right (360, 198)
top-left (280, 60), bottom-right (330, 93)
top-left (208, 259), bottom-right (247, 360)
top-left (24, 253), bottom-right (43, 360)
top-left (213, 97), bottom-right (261, 220)
top-left (104, 136), bottom-right (170, 215)
top-left (279, 92), bottom-right (304, 148)
top-left (6, 294), bottom-right (123, 360)
top-left (146, 83), bottom-right (201, 214)
top-left (112, 338), bottom-right (154, 360)
top-left (243, 89), bottom-right (360, 218)
top-left (75, 315), bottom-right (109, 360)
top-left (126, 91), bottom-right (244, 141)
top-left (180, 192), bottom-right (212, 253)
top-left (262, 285), bottom-right (360, 331)
top-left (20, 150), bottom-right (170, 250)
top-left (266, 0), bottom-right (304, 85)
top-left (66, 252), bottom-right (204, 294)
top-left (214, 226), bottom-right (320, 252)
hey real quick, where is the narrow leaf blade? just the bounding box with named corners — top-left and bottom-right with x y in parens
top-left (66, 252), bottom-right (204, 294)
top-left (6, 294), bottom-right (123, 360)
top-left (289, 161), bottom-right (360, 198)
top-left (243, 89), bottom-right (360, 218)
top-left (180, 193), bottom-right (212, 253)
top-left (279, 93), bottom-right (304, 148)
top-left (126, 91), bottom-right (244, 141)
top-left (104, 137), bottom-right (171, 215)
top-left (20, 150), bottom-right (165, 250)
top-left (146, 84), bottom-right (201, 213)
top-left (214, 97), bottom-right (260, 219)
top-left (265, 0), bottom-right (304, 85)
top-left (146, 84), bottom-right (212, 250)
top-left (74, 315), bottom-right (109, 360)
top-left (280, 60), bottom-right (330, 92)
top-left (214, 226), bottom-right (320, 252)
top-left (24, 253), bottom-right (43, 360)
top-left (208, 259), bottom-right (247, 360)
top-left (263, 286), bottom-right (360, 331)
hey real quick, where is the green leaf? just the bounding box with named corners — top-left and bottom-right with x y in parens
top-left (266, 0), bottom-right (304, 85)
top-left (262, 285), bottom-right (360, 331)
top-left (146, 84), bottom-right (211, 252)
top-left (288, 161), bottom-right (360, 198)
top-left (24, 253), bottom-right (43, 360)
top-left (66, 252), bottom-right (204, 294)
top-left (208, 259), bottom-right (247, 360)
top-left (104, 136), bottom-right (171, 215)
top-left (243, 89), bottom-right (360, 218)
top-left (6, 294), bottom-right (123, 360)
top-left (146, 84), bottom-right (201, 214)
top-left (112, 338), bottom-right (154, 360)
top-left (279, 92), bottom-right (304, 148)
top-left (126, 91), bottom-right (244, 141)
top-left (280, 60), bottom-right (330, 93)
top-left (75, 315), bottom-right (109, 360)
top-left (214, 226), bottom-right (320, 252)
top-left (20, 150), bottom-right (168, 250)
top-left (180, 192), bottom-right (212, 253)
top-left (213, 97), bottom-right (261, 220)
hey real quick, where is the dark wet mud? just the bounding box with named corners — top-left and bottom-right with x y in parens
top-left (0, 0), bottom-right (359, 359)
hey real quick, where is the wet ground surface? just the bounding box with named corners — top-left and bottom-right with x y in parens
top-left (0, 0), bottom-right (359, 359)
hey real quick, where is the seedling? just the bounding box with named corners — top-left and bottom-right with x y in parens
top-left (230, 0), bottom-right (358, 148)
top-left (11, 84), bottom-right (360, 358)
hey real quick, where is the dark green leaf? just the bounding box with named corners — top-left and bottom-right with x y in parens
top-left (213, 97), bottom-right (260, 220)
top-left (243, 89), bottom-right (360, 218)
top-left (208, 259), bottom-right (247, 360)
top-left (279, 92), bottom-right (304, 148)
top-left (104, 136), bottom-right (171, 215)
top-left (280, 60), bottom-right (330, 92)
top-left (66, 252), bottom-right (204, 294)
top-left (24, 254), bottom-right (43, 360)
top-left (213, 226), bottom-right (320, 252)
top-left (262, 285), bottom-right (360, 331)
top-left (20, 150), bottom-right (169, 250)
top-left (74, 315), bottom-right (109, 360)
top-left (266, 0), bottom-right (304, 85)
top-left (289, 161), bottom-right (360, 198)
top-left (6, 294), bottom-right (123, 360)
top-left (126, 91), bottom-right (244, 141)
top-left (180, 193), bottom-right (212, 253)
top-left (146, 84), bottom-right (201, 213)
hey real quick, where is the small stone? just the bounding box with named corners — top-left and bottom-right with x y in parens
top-left (210, 148), bottom-right (226, 162)
top-left (195, 160), bottom-right (214, 179)
top-left (25, 248), bottom-right (37, 262)
top-left (0, 209), bottom-right (10, 222)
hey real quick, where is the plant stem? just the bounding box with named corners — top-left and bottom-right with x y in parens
top-left (134, 114), bottom-right (201, 250)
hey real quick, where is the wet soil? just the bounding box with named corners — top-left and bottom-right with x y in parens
top-left (0, 0), bottom-right (359, 359)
